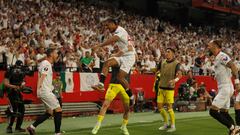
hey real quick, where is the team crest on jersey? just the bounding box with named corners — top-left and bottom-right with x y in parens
top-left (44, 67), bottom-right (48, 71)
top-left (222, 56), bottom-right (228, 61)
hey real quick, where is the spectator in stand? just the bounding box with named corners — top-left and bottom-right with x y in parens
top-left (80, 51), bottom-right (94, 72)
top-left (141, 56), bottom-right (151, 73)
top-left (92, 53), bottom-right (100, 73)
top-left (0, 0), bottom-right (239, 75)
top-left (36, 47), bottom-right (46, 64)
top-left (25, 47), bottom-right (37, 71)
top-left (193, 51), bottom-right (204, 75)
top-left (44, 35), bottom-right (53, 48)
top-left (54, 47), bottom-right (66, 72)
top-left (148, 55), bottom-right (157, 72)
top-left (202, 55), bottom-right (215, 76)
top-left (28, 32), bottom-right (38, 48)
top-left (234, 57), bottom-right (240, 70)
top-left (0, 42), bottom-right (6, 69)
top-left (65, 54), bottom-right (78, 72)
top-left (5, 45), bottom-right (17, 67)
top-left (132, 64), bottom-right (141, 75)
top-left (63, 49), bottom-right (79, 72)
top-left (16, 46), bottom-right (25, 65)
top-left (179, 57), bottom-right (191, 75)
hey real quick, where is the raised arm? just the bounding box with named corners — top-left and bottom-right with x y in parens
top-left (92, 35), bottom-right (120, 51)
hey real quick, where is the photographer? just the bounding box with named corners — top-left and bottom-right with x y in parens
top-left (3, 60), bottom-right (32, 133)
top-left (197, 82), bottom-right (212, 105)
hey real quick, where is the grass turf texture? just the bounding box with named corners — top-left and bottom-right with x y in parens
top-left (0, 110), bottom-right (234, 135)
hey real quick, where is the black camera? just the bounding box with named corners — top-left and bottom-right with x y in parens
top-left (7, 60), bottom-right (34, 86)
top-left (178, 83), bottom-right (190, 101)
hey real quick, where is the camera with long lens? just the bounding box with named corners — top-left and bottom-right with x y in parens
top-left (8, 60), bottom-right (34, 94)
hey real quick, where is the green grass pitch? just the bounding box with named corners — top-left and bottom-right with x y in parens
top-left (0, 110), bottom-right (234, 135)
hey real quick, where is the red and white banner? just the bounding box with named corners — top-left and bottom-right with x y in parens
top-left (0, 71), bottom-right (218, 105)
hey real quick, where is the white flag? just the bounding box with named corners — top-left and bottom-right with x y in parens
top-left (80, 73), bottom-right (99, 91)
top-left (64, 72), bottom-right (74, 93)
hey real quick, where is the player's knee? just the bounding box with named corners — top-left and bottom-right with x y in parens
top-left (159, 108), bottom-right (165, 112)
top-left (104, 60), bottom-right (112, 68)
top-left (168, 108), bottom-right (173, 112)
top-left (157, 103), bottom-right (163, 109)
top-left (46, 110), bottom-right (53, 116)
top-left (158, 107), bottom-right (163, 111)
top-left (220, 109), bottom-right (228, 113)
top-left (102, 102), bottom-right (110, 109)
top-left (55, 107), bottom-right (62, 112)
top-left (166, 104), bottom-right (173, 110)
top-left (124, 106), bottom-right (130, 113)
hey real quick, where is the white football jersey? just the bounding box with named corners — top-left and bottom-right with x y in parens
top-left (37, 60), bottom-right (54, 95)
top-left (214, 51), bottom-right (232, 86)
top-left (114, 26), bottom-right (135, 56)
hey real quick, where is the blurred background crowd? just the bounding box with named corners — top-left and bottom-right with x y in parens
top-left (0, 0), bottom-right (239, 75)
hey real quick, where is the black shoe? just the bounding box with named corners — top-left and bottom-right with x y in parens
top-left (27, 126), bottom-right (36, 135)
top-left (15, 128), bottom-right (26, 132)
top-left (154, 109), bottom-right (159, 113)
top-left (127, 89), bottom-right (135, 106)
top-left (126, 89), bottom-right (133, 97)
top-left (6, 126), bottom-right (13, 133)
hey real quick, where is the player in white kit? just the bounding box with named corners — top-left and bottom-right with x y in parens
top-left (27, 48), bottom-right (62, 135)
top-left (207, 40), bottom-right (240, 135)
top-left (235, 87), bottom-right (240, 135)
top-left (234, 67), bottom-right (240, 130)
top-left (91, 18), bottom-right (136, 98)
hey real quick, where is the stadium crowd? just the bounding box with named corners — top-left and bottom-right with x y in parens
top-left (0, 0), bottom-right (240, 75)
top-left (205, 0), bottom-right (240, 8)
